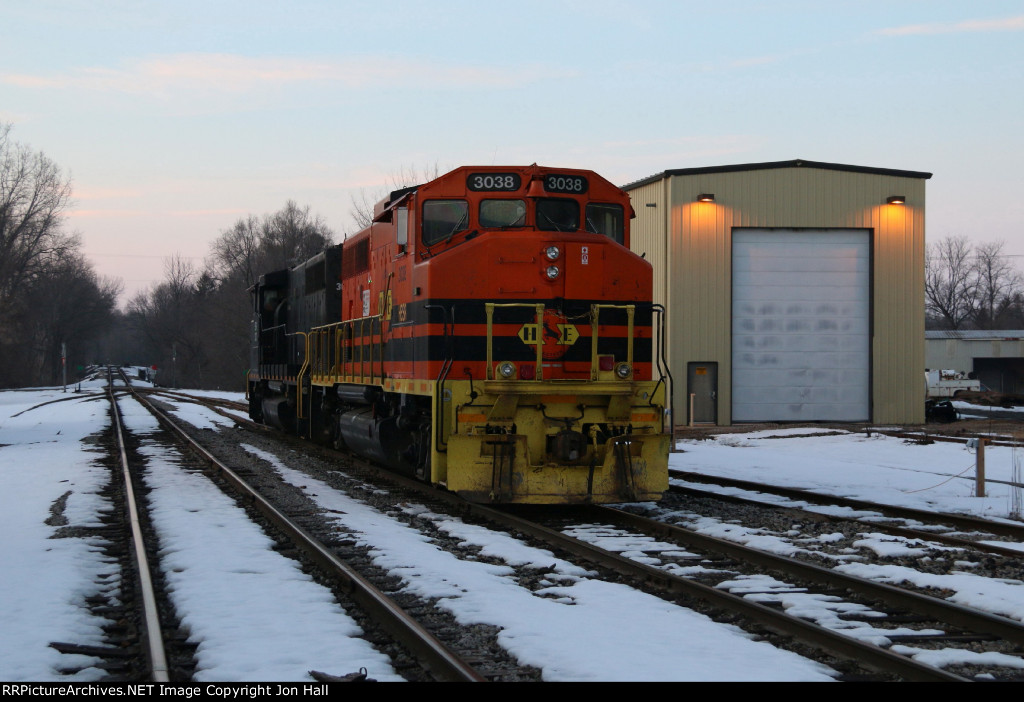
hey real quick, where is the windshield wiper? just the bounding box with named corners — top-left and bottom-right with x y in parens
top-left (442, 210), bottom-right (468, 244)
top-left (539, 211), bottom-right (565, 232)
top-left (424, 211), bottom-right (469, 254)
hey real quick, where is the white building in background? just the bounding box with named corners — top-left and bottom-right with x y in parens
top-left (926, 330), bottom-right (1024, 394)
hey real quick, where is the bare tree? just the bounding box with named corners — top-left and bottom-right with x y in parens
top-left (0, 125), bottom-right (122, 386)
top-left (124, 255), bottom-right (206, 386)
top-left (925, 236), bottom-right (1024, 330)
top-left (21, 251), bottom-right (120, 383)
top-left (210, 202), bottom-right (335, 286)
top-left (210, 214), bottom-right (262, 288)
top-left (121, 202), bottom-right (337, 389)
top-left (261, 200), bottom-right (333, 267)
top-left (348, 164), bottom-right (442, 232)
top-left (972, 241), bottom-right (1024, 329)
top-left (0, 123), bottom-right (75, 319)
top-left (925, 236), bottom-right (979, 329)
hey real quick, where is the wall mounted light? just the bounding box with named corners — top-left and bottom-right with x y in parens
top-left (696, 193), bottom-right (715, 203)
top-left (886, 195), bottom-right (906, 205)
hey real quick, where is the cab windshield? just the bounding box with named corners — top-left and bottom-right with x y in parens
top-left (480, 199), bottom-right (526, 228)
top-left (536, 198), bottom-right (579, 232)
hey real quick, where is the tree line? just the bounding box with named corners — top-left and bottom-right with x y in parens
top-left (115, 166), bottom-right (437, 389)
top-left (0, 124), bottom-right (121, 387)
top-left (925, 236), bottom-right (1024, 330)
top-left (4, 123), bottom-right (1023, 389)
top-left (0, 124), bottom-right (336, 389)
top-left (118, 202), bottom-right (333, 389)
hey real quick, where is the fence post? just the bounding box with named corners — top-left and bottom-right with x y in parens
top-left (976, 438), bottom-right (986, 498)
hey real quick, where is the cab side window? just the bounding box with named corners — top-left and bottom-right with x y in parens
top-left (585, 203), bottom-right (624, 244)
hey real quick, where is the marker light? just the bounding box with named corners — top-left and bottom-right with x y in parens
top-left (497, 361), bottom-right (516, 379)
top-left (615, 362), bottom-right (632, 379)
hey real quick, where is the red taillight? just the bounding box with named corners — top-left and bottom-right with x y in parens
top-left (599, 355), bottom-right (614, 371)
top-left (519, 364), bottom-right (536, 380)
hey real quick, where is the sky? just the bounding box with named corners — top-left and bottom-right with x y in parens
top-left (2, 1), bottom-right (1023, 305)
top-left (3, 376), bottom-right (1024, 681)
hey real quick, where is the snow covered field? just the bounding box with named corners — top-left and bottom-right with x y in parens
top-left (2, 379), bottom-right (1023, 682)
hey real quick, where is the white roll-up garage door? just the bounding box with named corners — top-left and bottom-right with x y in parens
top-left (732, 229), bottom-right (870, 422)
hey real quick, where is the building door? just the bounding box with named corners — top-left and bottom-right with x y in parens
top-left (732, 228), bottom-right (871, 422)
top-left (687, 362), bottom-right (718, 424)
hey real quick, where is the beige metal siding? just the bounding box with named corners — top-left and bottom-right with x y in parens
top-left (628, 165), bottom-right (926, 425)
top-left (627, 179), bottom-right (678, 423)
top-left (628, 180), bottom-right (669, 312)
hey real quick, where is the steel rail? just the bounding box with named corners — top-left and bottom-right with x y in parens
top-left (463, 503), bottom-right (969, 682)
top-left (142, 388), bottom-right (249, 412)
top-left (156, 392), bottom-right (968, 680)
top-left (872, 428), bottom-right (1024, 449)
top-left (588, 504), bottom-right (1024, 647)
top-left (236, 432), bottom-right (968, 681)
top-left (107, 370), bottom-right (171, 682)
top-left (124, 384), bottom-right (484, 683)
top-left (669, 482), bottom-right (1024, 559)
top-left (671, 470), bottom-right (1024, 539)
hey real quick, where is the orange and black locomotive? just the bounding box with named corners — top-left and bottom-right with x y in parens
top-left (247, 165), bottom-right (670, 504)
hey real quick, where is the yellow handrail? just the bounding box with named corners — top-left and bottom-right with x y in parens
top-left (485, 303), bottom-right (544, 380)
top-left (293, 332), bottom-right (310, 419)
top-left (308, 315), bottom-right (384, 386)
top-left (590, 304), bottom-right (635, 380)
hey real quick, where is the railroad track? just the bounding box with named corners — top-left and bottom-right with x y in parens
top-left (48, 370), bottom-right (191, 680)
top-left (570, 503), bottom-right (1024, 681)
top-left (107, 371), bottom-right (172, 681)
top-left (117, 373), bottom-right (487, 682)
top-left (47, 370), bottom-right (174, 679)
top-left (139, 386), bottom-right (1024, 680)
top-left (143, 388), bottom-right (249, 414)
top-left (670, 469), bottom-right (1024, 554)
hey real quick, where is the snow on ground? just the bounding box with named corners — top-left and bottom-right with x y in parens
top-left (239, 444), bottom-right (833, 681)
top-left (670, 426), bottom-right (1024, 668)
top-left (953, 401), bottom-right (1024, 415)
top-left (0, 381), bottom-right (118, 681)
top-left (117, 397), bottom-right (403, 682)
top-left (4, 375), bottom-right (1024, 681)
top-left (673, 427), bottom-right (1024, 520)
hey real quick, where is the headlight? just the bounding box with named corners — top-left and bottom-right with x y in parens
top-left (615, 362), bottom-right (632, 379)
top-left (545, 245), bottom-right (560, 261)
top-left (497, 361), bottom-right (516, 379)
top-left (545, 265), bottom-right (560, 280)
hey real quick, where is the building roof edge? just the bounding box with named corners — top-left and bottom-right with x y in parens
top-left (622, 159), bottom-right (933, 190)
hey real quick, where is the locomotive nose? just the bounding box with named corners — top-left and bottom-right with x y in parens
top-left (562, 240), bottom-right (604, 299)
